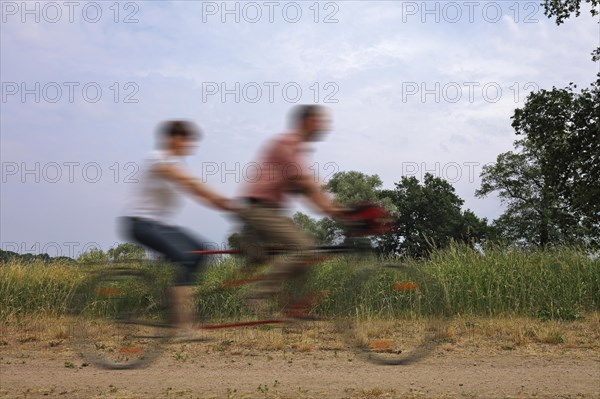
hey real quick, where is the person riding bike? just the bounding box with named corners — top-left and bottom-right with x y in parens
top-left (121, 120), bottom-right (234, 331)
top-left (238, 105), bottom-right (345, 316)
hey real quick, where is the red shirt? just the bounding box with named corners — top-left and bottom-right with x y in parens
top-left (242, 132), bottom-right (310, 206)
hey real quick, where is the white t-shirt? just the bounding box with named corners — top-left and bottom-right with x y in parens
top-left (125, 150), bottom-right (186, 223)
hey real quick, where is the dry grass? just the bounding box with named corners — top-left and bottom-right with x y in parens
top-left (439, 312), bottom-right (600, 354)
top-left (2, 313), bottom-right (598, 359)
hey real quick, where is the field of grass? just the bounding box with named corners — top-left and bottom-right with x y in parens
top-left (1, 244), bottom-right (598, 322)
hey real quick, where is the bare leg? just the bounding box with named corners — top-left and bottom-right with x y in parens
top-left (168, 286), bottom-right (196, 331)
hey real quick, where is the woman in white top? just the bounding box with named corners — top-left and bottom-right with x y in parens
top-left (122, 120), bottom-right (233, 330)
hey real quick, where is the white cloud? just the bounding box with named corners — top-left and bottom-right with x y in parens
top-left (2, 1), bottom-right (598, 251)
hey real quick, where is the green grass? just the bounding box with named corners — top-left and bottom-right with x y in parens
top-left (0, 259), bottom-right (85, 319)
top-left (426, 244), bottom-right (600, 320)
top-left (1, 245), bottom-right (598, 321)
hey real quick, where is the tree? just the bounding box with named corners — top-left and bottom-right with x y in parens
top-left (542, 0), bottom-right (599, 24)
top-left (477, 79), bottom-right (599, 248)
top-left (476, 152), bottom-right (581, 247)
top-left (292, 212), bottom-right (338, 245)
top-left (0, 250), bottom-right (75, 264)
top-left (227, 232), bottom-right (240, 249)
top-left (107, 243), bottom-right (146, 262)
top-left (77, 248), bottom-right (109, 264)
top-left (325, 171), bottom-right (388, 206)
top-left (379, 174), bottom-right (489, 258)
top-left (541, 0), bottom-right (600, 60)
top-left (293, 171), bottom-right (489, 257)
top-left (0, 250), bottom-right (20, 263)
top-left (237, 170), bottom-right (489, 257)
top-left (292, 171), bottom-right (395, 245)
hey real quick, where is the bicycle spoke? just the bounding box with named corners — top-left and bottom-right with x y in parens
top-left (336, 263), bottom-right (451, 365)
top-left (73, 268), bottom-right (171, 369)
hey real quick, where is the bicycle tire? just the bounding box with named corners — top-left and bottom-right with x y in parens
top-left (336, 263), bottom-right (451, 365)
top-left (72, 267), bottom-right (172, 369)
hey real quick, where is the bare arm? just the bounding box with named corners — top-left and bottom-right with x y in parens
top-left (156, 162), bottom-right (233, 212)
top-left (297, 175), bottom-right (344, 219)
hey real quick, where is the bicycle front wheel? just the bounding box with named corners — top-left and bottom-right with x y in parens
top-left (336, 263), bottom-right (451, 365)
top-left (72, 267), bottom-right (172, 369)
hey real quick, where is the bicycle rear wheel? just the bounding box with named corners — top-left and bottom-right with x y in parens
top-left (336, 263), bottom-right (450, 365)
top-left (72, 267), bottom-right (172, 369)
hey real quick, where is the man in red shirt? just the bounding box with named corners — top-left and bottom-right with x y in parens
top-left (239, 105), bottom-right (344, 312)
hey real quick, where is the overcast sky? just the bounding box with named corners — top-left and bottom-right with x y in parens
top-left (1, 0), bottom-right (598, 258)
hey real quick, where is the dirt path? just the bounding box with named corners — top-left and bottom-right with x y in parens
top-left (1, 343), bottom-right (599, 398)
